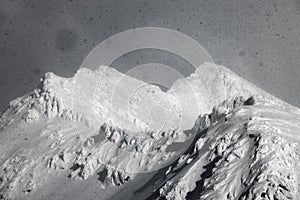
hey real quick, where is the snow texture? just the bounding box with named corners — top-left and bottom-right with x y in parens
top-left (0, 62), bottom-right (299, 200)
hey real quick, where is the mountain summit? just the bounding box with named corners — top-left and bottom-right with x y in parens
top-left (0, 63), bottom-right (299, 200)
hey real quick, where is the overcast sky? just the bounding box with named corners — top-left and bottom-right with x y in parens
top-left (0, 0), bottom-right (299, 112)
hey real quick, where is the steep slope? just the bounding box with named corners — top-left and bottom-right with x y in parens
top-left (0, 65), bottom-right (186, 200)
top-left (148, 96), bottom-right (300, 200)
top-left (0, 63), bottom-right (299, 200)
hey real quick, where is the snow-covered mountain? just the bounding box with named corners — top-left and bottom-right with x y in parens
top-left (0, 63), bottom-right (299, 200)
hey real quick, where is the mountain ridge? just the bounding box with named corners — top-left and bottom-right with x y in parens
top-left (0, 63), bottom-right (299, 200)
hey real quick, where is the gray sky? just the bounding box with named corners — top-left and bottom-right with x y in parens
top-left (0, 0), bottom-right (299, 112)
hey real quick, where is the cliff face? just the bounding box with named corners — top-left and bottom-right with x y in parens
top-left (0, 63), bottom-right (299, 200)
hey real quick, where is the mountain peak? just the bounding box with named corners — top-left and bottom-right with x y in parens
top-left (0, 63), bottom-right (299, 200)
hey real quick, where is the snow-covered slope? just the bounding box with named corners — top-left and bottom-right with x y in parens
top-left (0, 63), bottom-right (299, 200)
top-left (150, 96), bottom-right (300, 200)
